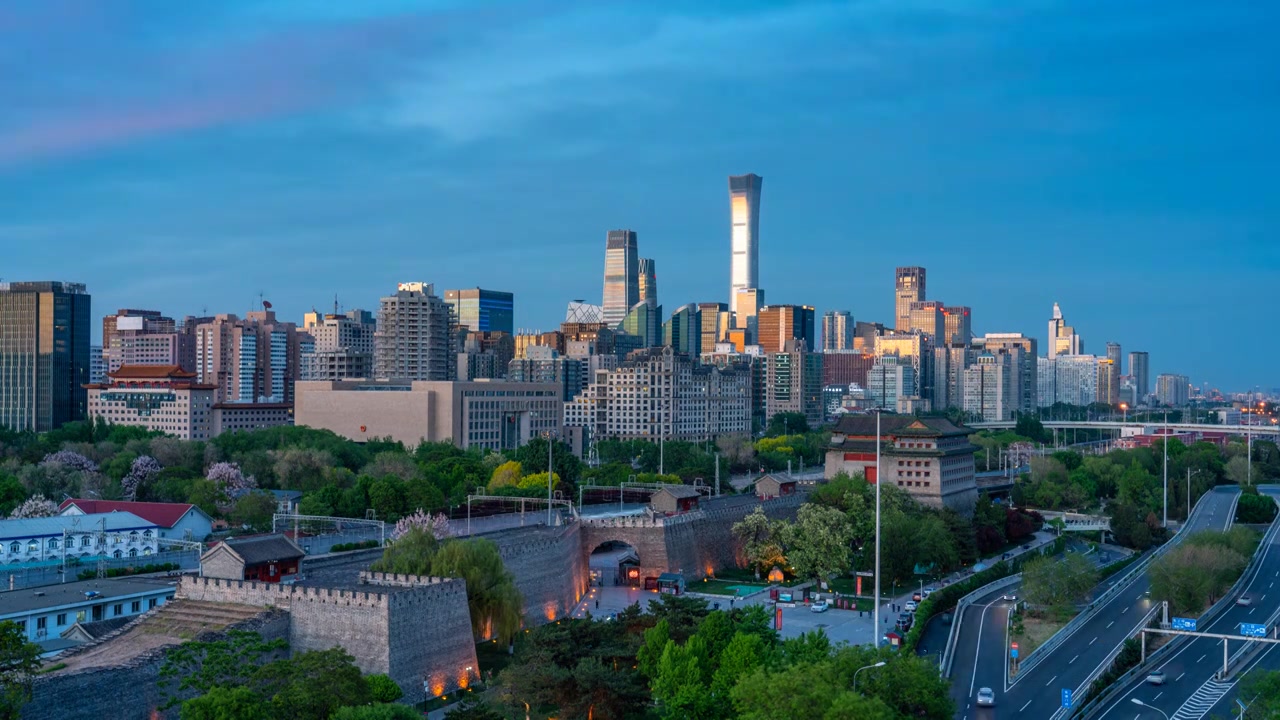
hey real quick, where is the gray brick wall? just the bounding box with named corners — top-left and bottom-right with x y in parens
top-left (493, 523), bottom-right (590, 624)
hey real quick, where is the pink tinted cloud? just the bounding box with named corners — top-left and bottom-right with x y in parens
top-left (0, 9), bottom-right (463, 166)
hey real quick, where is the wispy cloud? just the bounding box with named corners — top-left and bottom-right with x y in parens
top-left (0, 3), bottom-right (530, 166)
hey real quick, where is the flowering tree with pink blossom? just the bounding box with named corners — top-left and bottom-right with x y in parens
top-left (392, 509), bottom-right (451, 540)
top-left (121, 456), bottom-right (163, 501)
top-left (10, 494), bottom-right (59, 518)
top-left (206, 462), bottom-right (257, 505)
top-left (40, 450), bottom-right (99, 474)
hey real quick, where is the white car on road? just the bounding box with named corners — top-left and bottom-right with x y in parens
top-left (976, 688), bottom-right (995, 707)
top-left (904, 600), bottom-right (918, 612)
top-left (811, 600), bottom-right (829, 613)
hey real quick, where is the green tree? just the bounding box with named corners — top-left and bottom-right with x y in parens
top-left (652, 636), bottom-right (714, 720)
top-left (0, 621), bottom-right (40, 720)
top-left (440, 699), bottom-right (504, 720)
top-left (1020, 553), bottom-right (1097, 611)
top-left (731, 507), bottom-right (787, 578)
top-left (430, 538), bottom-right (523, 644)
top-left (229, 492), bottom-right (277, 532)
top-left (487, 460), bottom-right (523, 490)
top-left (256, 648), bottom-right (371, 720)
top-left (709, 632), bottom-right (768, 700)
top-left (765, 412), bottom-right (810, 438)
top-left (730, 662), bottom-right (893, 720)
top-left (781, 503), bottom-right (853, 582)
top-left (1227, 455), bottom-right (1253, 485)
top-left (370, 527), bottom-right (439, 576)
top-left (365, 674), bottom-right (403, 703)
top-left (179, 686), bottom-right (269, 720)
top-left (158, 630), bottom-right (288, 708)
top-left (1238, 669), bottom-right (1280, 720)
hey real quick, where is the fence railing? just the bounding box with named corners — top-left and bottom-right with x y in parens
top-left (941, 574), bottom-right (1021, 677)
top-left (1068, 496), bottom-right (1278, 718)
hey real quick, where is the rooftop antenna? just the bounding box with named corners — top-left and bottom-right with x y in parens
top-left (334, 294), bottom-right (340, 315)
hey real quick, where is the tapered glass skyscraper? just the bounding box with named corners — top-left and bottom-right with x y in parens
top-left (602, 230), bottom-right (639, 328)
top-left (729, 174), bottom-right (762, 328)
top-left (0, 281), bottom-right (92, 431)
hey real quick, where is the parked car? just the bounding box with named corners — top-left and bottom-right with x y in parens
top-left (1238, 595), bottom-right (1254, 607)
top-left (1021, 543), bottom-right (1032, 550)
top-left (904, 600), bottom-right (918, 612)
top-left (912, 592), bottom-right (923, 602)
top-left (922, 587), bottom-right (935, 598)
top-left (1146, 670), bottom-right (1166, 685)
top-left (976, 688), bottom-right (996, 707)
top-left (811, 600), bottom-right (830, 613)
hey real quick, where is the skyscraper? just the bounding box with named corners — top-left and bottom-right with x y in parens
top-left (0, 281), bottom-right (92, 431)
top-left (638, 258), bottom-right (657, 307)
top-left (757, 305), bottom-right (816, 355)
top-left (697, 302), bottom-right (730, 352)
top-left (1106, 342), bottom-right (1122, 374)
top-left (962, 353), bottom-right (1015, 422)
top-left (301, 309), bottom-right (377, 381)
top-left (602, 230), bottom-right (639, 327)
top-left (1047, 302), bottom-right (1083, 358)
top-left (663, 303), bottom-right (699, 357)
top-left (894, 267), bottom-right (926, 331)
top-left (907, 301), bottom-right (945, 341)
top-left (620, 301), bottom-right (662, 349)
top-left (973, 333), bottom-right (1039, 415)
top-left (375, 283), bottom-right (456, 381)
top-left (729, 174), bottom-right (762, 328)
top-left (1129, 351), bottom-right (1150, 398)
top-left (444, 288), bottom-right (514, 335)
top-left (1103, 342), bottom-right (1122, 406)
top-left (942, 306), bottom-right (972, 346)
top-left (1155, 374), bottom-right (1190, 407)
top-left (821, 311), bottom-right (853, 351)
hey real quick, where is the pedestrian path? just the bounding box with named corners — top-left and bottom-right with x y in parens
top-left (1171, 678), bottom-right (1235, 720)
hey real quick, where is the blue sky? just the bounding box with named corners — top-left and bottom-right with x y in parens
top-left (1, 0), bottom-right (1276, 390)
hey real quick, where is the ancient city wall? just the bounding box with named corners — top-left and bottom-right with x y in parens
top-left (492, 522), bottom-right (590, 624)
top-left (373, 573), bottom-right (480, 703)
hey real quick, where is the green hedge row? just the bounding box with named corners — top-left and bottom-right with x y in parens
top-left (76, 562), bottom-right (180, 581)
top-left (329, 540), bottom-right (381, 553)
top-left (903, 536), bottom-right (1066, 653)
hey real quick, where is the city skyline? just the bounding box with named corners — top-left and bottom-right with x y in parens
top-left (1, 1), bottom-right (1276, 390)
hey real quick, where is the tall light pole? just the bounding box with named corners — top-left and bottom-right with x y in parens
top-left (1131, 697), bottom-right (1169, 720)
top-left (874, 409), bottom-right (883, 643)
top-left (1162, 410), bottom-right (1169, 528)
top-left (547, 427), bottom-right (555, 526)
top-left (853, 660), bottom-right (886, 690)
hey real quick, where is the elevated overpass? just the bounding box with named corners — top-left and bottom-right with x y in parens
top-left (969, 420), bottom-right (1279, 437)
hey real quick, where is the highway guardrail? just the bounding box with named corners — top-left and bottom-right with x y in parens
top-left (1011, 490), bottom-right (1226, 682)
top-left (1068, 500), bottom-right (1280, 718)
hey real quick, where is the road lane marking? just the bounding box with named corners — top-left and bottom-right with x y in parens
top-left (1154, 691), bottom-right (1162, 700)
top-left (1108, 620), bottom-right (1116, 629)
top-left (1176, 672), bottom-right (1184, 681)
top-left (1020, 699), bottom-right (1033, 712)
top-left (1070, 654), bottom-right (1079, 664)
top-left (1090, 636), bottom-right (1098, 645)
top-left (1123, 606), bottom-right (1130, 614)
top-left (1251, 607), bottom-right (1256, 615)
top-left (1197, 654), bottom-right (1206, 662)
top-left (1046, 674), bottom-right (1057, 687)
top-left (969, 601), bottom-right (997, 696)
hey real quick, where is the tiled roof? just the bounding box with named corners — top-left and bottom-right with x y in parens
top-left (654, 486), bottom-right (702, 499)
top-left (59, 500), bottom-right (205, 529)
top-left (108, 365), bottom-right (196, 379)
top-left (0, 512), bottom-right (155, 540)
top-left (217, 535), bottom-right (304, 565)
top-left (830, 414), bottom-right (970, 438)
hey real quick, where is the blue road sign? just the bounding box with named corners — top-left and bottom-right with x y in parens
top-left (1241, 623), bottom-right (1268, 638)
top-left (1172, 617), bottom-right (1197, 631)
top-left (1011, 648), bottom-right (1018, 658)
top-left (1062, 689), bottom-right (1073, 709)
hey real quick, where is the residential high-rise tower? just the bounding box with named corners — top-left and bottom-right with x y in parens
top-left (602, 230), bottom-right (639, 328)
top-left (375, 283), bottom-right (456, 381)
top-left (822, 310), bottom-right (853, 351)
top-left (729, 174), bottom-right (763, 328)
top-left (757, 305), bottom-right (816, 355)
top-left (1129, 351), bottom-right (1150, 398)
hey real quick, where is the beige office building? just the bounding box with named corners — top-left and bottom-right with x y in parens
top-left (295, 379), bottom-right (561, 450)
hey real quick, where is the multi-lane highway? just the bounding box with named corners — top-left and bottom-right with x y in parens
top-left (952, 486), bottom-right (1240, 719)
top-left (1091, 487), bottom-right (1280, 720)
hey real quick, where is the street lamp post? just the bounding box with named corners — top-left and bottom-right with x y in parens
top-left (1186, 468), bottom-right (1201, 520)
top-left (874, 409), bottom-right (882, 642)
top-left (1162, 411), bottom-right (1169, 528)
top-left (1130, 697), bottom-right (1170, 719)
top-left (852, 661), bottom-right (886, 690)
top-left (1120, 402), bottom-right (1128, 424)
